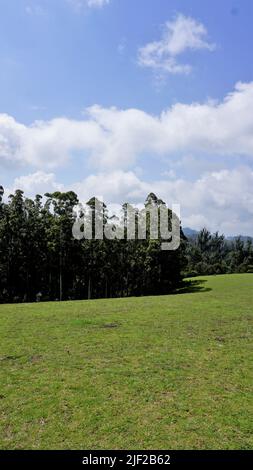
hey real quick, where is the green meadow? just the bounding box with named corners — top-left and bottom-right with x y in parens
top-left (0, 274), bottom-right (252, 450)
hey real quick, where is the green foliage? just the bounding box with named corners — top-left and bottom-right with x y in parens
top-left (185, 229), bottom-right (253, 276)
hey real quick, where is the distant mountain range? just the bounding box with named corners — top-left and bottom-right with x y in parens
top-left (226, 235), bottom-right (253, 243)
top-left (183, 228), bottom-right (199, 238)
top-left (183, 227), bottom-right (253, 242)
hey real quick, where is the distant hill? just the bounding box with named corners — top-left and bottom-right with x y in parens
top-left (227, 235), bottom-right (253, 243)
top-left (183, 227), bottom-right (253, 243)
top-left (183, 227), bottom-right (199, 239)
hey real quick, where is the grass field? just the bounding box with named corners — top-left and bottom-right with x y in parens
top-left (0, 274), bottom-right (252, 450)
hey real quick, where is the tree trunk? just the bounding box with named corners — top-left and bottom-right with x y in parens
top-left (88, 277), bottom-right (91, 300)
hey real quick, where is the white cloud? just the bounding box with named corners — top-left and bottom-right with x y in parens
top-left (138, 14), bottom-right (216, 74)
top-left (72, 170), bottom-right (143, 202)
top-left (6, 171), bottom-right (63, 197)
top-left (68, 0), bottom-right (110, 9)
top-left (0, 113), bottom-right (105, 169)
top-left (86, 0), bottom-right (110, 6)
top-left (1, 82), bottom-right (253, 171)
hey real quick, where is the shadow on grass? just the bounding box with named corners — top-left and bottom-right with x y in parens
top-left (174, 279), bottom-right (212, 295)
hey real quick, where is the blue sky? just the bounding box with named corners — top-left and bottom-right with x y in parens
top-left (1, 0), bottom-right (253, 234)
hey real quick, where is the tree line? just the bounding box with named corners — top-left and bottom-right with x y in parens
top-left (1, 189), bottom-right (252, 304)
top-left (0, 190), bottom-right (186, 303)
top-left (184, 228), bottom-right (253, 277)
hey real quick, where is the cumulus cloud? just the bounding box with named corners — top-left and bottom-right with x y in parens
top-left (0, 114), bottom-right (105, 169)
top-left (138, 14), bottom-right (216, 74)
top-left (6, 171), bottom-right (63, 197)
top-left (1, 82), bottom-right (253, 171)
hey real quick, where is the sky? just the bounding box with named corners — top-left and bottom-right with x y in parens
top-left (1, 0), bottom-right (253, 235)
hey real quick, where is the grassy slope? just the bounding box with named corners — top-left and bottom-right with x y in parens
top-left (0, 274), bottom-right (252, 450)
